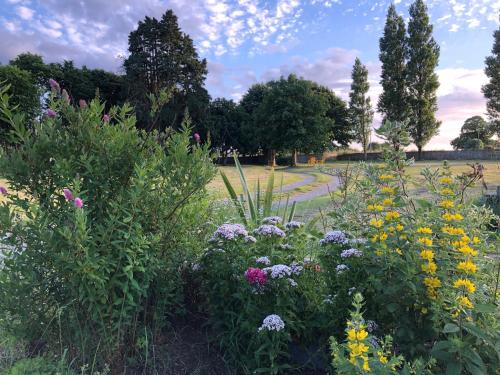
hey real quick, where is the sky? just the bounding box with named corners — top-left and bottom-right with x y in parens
top-left (0, 0), bottom-right (499, 150)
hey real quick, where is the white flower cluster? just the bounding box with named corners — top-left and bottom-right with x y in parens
top-left (285, 220), bottom-right (304, 229)
top-left (258, 314), bottom-right (285, 332)
top-left (256, 256), bottom-right (271, 265)
top-left (290, 262), bottom-right (303, 275)
top-left (350, 238), bottom-right (367, 245)
top-left (262, 216), bottom-right (282, 225)
top-left (319, 230), bottom-right (348, 245)
top-left (210, 223), bottom-right (248, 241)
top-left (280, 243), bottom-right (292, 250)
top-left (335, 264), bottom-right (349, 274)
top-left (340, 248), bottom-right (363, 258)
top-left (254, 224), bottom-right (286, 238)
top-left (263, 264), bottom-right (292, 279)
top-left (244, 235), bottom-right (257, 243)
top-left (288, 278), bottom-right (298, 287)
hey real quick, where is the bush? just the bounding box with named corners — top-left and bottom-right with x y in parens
top-left (0, 81), bottom-right (216, 370)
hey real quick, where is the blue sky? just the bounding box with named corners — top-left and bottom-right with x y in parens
top-left (0, 0), bottom-right (499, 149)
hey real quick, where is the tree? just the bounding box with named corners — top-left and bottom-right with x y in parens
top-left (348, 58), bottom-right (374, 160)
top-left (124, 10), bottom-right (209, 132)
top-left (406, 0), bottom-right (440, 159)
top-left (239, 83), bottom-right (270, 155)
top-left (451, 116), bottom-right (494, 150)
top-left (10, 53), bottom-right (49, 87)
top-left (0, 65), bottom-right (40, 139)
top-left (482, 19), bottom-right (500, 138)
top-left (378, 4), bottom-right (408, 123)
top-left (255, 75), bottom-right (335, 166)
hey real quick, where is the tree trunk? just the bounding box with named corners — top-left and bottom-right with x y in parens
top-left (363, 148), bottom-right (367, 161)
top-left (417, 146), bottom-right (423, 161)
top-left (290, 150), bottom-right (298, 167)
top-left (267, 149), bottom-right (276, 167)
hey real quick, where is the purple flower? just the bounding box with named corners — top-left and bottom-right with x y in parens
top-left (62, 89), bottom-right (70, 104)
top-left (46, 109), bottom-right (57, 118)
top-left (0, 186), bottom-right (7, 195)
top-left (210, 223), bottom-right (248, 241)
top-left (49, 78), bottom-right (60, 93)
top-left (254, 224), bottom-right (286, 238)
top-left (63, 188), bottom-right (74, 201)
top-left (102, 114), bottom-right (110, 123)
top-left (262, 216), bottom-right (282, 225)
top-left (194, 133), bottom-right (201, 143)
top-left (74, 197), bottom-right (83, 208)
top-left (319, 230), bottom-right (348, 245)
top-left (340, 248), bottom-right (363, 258)
top-left (79, 99), bottom-right (87, 109)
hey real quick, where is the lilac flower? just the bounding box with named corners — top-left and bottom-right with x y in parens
top-left (280, 244), bottom-right (292, 250)
top-left (262, 216), bottom-right (282, 225)
top-left (288, 278), bottom-right (298, 287)
top-left (192, 263), bottom-right (201, 271)
top-left (340, 248), bottom-right (363, 258)
top-left (256, 256), bottom-right (271, 265)
top-left (290, 262), bottom-right (303, 275)
top-left (285, 220), bottom-right (304, 229)
top-left (63, 188), bottom-right (74, 201)
top-left (244, 235), bottom-right (257, 243)
top-left (74, 197), bottom-right (83, 208)
top-left (194, 133), bottom-right (201, 143)
top-left (319, 230), bottom-right (348, 245)
top-left (263, 264), bottom-right (292, 279)
top-left (254, 224), bottom-right (285, 238)
top-left (49, 78), bottom-right (60, 93)
top-left (0, 186), bottom-right (7, 195)
top-left (79, 99), bottom-right (87, 109)
top-left (366, 320), bottom-right (378, 333)
top-left (336, 264), bottom-right (349, 274)
top-left (102, 114), bottom-right (110, 122)
top-left (46, 109), bottom-right (57, 118)
top-left (210, 223), bottom-right (248, 242)
top-left (62, 89), bottom-right (70, 104)
top-left (258, 314), bottom-right (285, 332)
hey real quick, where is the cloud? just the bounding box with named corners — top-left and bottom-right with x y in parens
top-left (16, 6), bottom-right (35, 20)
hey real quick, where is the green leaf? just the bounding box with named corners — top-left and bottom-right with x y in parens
top-left (263, 169), bottom-right (274, 217)
top-left (445, 361), bottom-right (462, 375)
top-left (443, 323), bottom-right (460, 333)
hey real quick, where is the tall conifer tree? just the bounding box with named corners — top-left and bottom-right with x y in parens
top-left (349, 58), bottom-right (374, 160)
top-left (482, 19), bottom-right (500, 137)
top-left (406, 0), bottom-right (440, 159)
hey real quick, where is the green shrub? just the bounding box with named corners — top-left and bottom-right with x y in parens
top-left (0, 81), bottom-right (216, 369)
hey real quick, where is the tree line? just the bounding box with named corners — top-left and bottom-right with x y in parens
top-left (0, 2), bottom-right (498, 160)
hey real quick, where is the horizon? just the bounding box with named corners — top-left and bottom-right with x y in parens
top-left (0, 0), bottom-right (498, 150)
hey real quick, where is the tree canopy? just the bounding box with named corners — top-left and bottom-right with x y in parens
top-left (451, 116), bottom-right (496, 150)
top-left (482, 19), bottom-right (500, 137)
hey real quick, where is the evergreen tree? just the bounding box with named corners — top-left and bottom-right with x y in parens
top-left (482, 19), bottom-right (500, 137)
top-left (124, 10), bottom-right (209, 132)
top-left (406, 0), bottom-right (440, 159)
top-left (348, 58), bottom-right (374, 160)
top-left (378, 4), bottom-right (408, 123)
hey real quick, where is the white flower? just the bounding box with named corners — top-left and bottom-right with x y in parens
top-left (280, 243), bottom-right (292, 250)
top-left (244, 235), bottom-right (257, 243)
top-left (288, 278), bottom-right (298, 287)
top-left (340, 248), bottom-right (363, 258)
top-left (350, 238), bottom-right (367, 245)
top-left (191, 263), bottom-right (201, 271)
top-left (319, 230), bottom-right (348, 245)
top-left (254, 224), bottom-right (286, 238)
top-left (335, 264), bottom-right (349, 273)
top-left (262, 216), bottom-right (282, 225)
top-left (263, 264), bottom-right (292, 279)
top-left (210, 223), bottom-right (248, 241)
top-left (256, 256), bottom-right (271, 265)
top-left (286, 221), bottom-right (304, 229)
top-left (258, 314), bottom-right (285, 332)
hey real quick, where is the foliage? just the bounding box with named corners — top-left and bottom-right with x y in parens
top-left (349, 58), bottom-right (374, 159)
top-left (376, 120), bottom-right (411, 152)
top-left (378, 4), bottom-right (409, 124)
top-left (451, 116), bottom-right (494, 150)
top-left (482, 18), bottom-right (500, 136)
top-left (406, 0), bottom-right (440, 156)
top-left (124, 9), bottom-right (209, 132)
top-left (0, 81), bottom-right (216, 370)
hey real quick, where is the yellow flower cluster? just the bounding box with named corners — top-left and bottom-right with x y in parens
top-left (370, 218), bottom-right (384, 228)
top-left (439, 200), bottom-right (454, 209)
top-left (417, 237), bottom-right (433, 247)
top-left (453, 278), bottom-right (476, 294)
top-left (440, 188), bottom-right (454, 196)
top-left (458, 296), bottom-right (473, 309)
top-left (442, 213), bottom-right (464, 222)
top-left (439, 176), bottom-right (453, 184)
top-left (420, 249), bottom-right (434, 261)
top-left (371, 232), bottom-right (388, 243)
top-left (382, 198), bottom-right (393, 206)
top-left (347, 327), bottom-right (370, 372)
top-left (417, 228), bottom-right (439, 299)
top-left (457, 260), bottom-right (477, 274)
top-left (385, 211), bottom-right (400, 221)
top-left (367, 204), bottom-right (384, 212)
top-left (442, 225), bottom-right (465, 236)
top-left (417, 227), bottom-right (432, 234)
top-left (379, 174), bottom-right (395, 181)
top-left (381, 186), bottom-right (395, 194)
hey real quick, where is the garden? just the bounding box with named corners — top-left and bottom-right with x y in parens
top-left (0, 80), bottom-right (498, 375)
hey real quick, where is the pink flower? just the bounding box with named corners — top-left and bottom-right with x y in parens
top-left (0, 186), bottom-right (7, 195)
top-left (63, 188), bottom-right (74, 201)
top-left (62, 89), bottom-right (70, 104)
top-left (194, 133), bottom-right (201, 143)
top-left (74, 197), bottom-right (83, 208)
top-left (46, 109), bottom-right (57, 118)
top-left (49, 78), bottom-right (60, 93)
top-left (79, 99), bottom-right (87, 109)
top-left (245, 267), bottom-right (267, 286)
top-left (102, 114), bottom-right (110, 123)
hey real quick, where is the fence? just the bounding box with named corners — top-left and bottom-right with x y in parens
top-left (334, 150), bottom-right (500, 161)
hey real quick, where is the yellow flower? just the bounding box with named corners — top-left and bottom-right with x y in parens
top-left (454, 278), bottom-right (476, 294)
top-left (427, 288), bottom-right (438, 300)
top-left (442, 213), bottom-right (464, 222)
top-left (440, 188), bottom-right (454, 196)
top-left (417, 227), bottom-right (433, 234)
top-left (395, 248), bottom-right (402, 255)
top-left (396, 224), bottom-right (404, 231)
top-left (379, 232), bottom-right (388, 241)
top-left (347, 329), bottom-right (356, 341)
top-left (380, 174), bottom-right (395, 180)
top-left (457, 245), bottom-right (478, 257)
top-left (417, 237), bottom-right (433, 247)
top-left (421, 307), bottom-right (428, 314)
top-left (457, 260), bottom-right (477, 274)
top-left (381, 186), bottom-right (395, 194)
top-left (472, 236), bottom-right (481, 244)
top-left (375, 249), bottom-right (383, 256)
top-left (356, 329), bottom-right (368, 341)
top-left (439, 200), bottom-right (455, 208)
top-left (421, 261), bottom-right (437, 274)
top-left (458, 296), bottom-right (474, 309)
top-left (382, 198), bottom-right (393, 206)
top-left (385, 211), bottom-right (400, 221)
top-left (420, 249), bottom-right (435, 261)
top-left (424, 276), bottom-right (441, 288)
top-left (363, 358), bottom-right (371, 372)
top-left (370, 218), bottom-right (384, 228)
top-left (378, 352), bottom-right (388, 364)
top-left (442, 225), bottom-right (465, 236)
top-left (440, 177), bottom-right (453, 184)
top-left (399, 234), bottom-right (407, 240)
top-left (348, 342), bottom-right (369, 356)
top-left (367, 204), bottom-right (384, 212)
